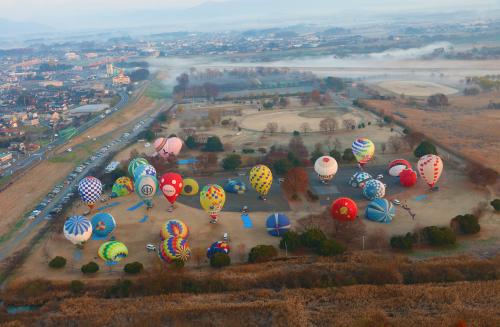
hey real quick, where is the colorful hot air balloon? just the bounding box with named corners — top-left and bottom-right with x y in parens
top-left (63, 216), bottom-right (92, 245)
top-left (200, 184), bottom-right (226, 223)
top-left (160, 219), bottom-right (189, 240)
top-left (365, 199), bottom-right (395, 224)
top-left (128, 157), bottom-right (149, 177)
top-left (91, 212), bottom-right (116, 239)
top-left (249, 164), bottom-right (273, 199)
top-left (158, 236), bottom-right (191, 263)
top-left (206, 241), bottom-right (230, 259)
top-left (314, 156), bottom-right (338, 183)
top-left (417, 154), bottom-right (443, 189)
top-left (362, 179), bottom-right (386, 200)
top-left (111, 177), bottom-right (134, 198)
top-left (160, 173), bottom-right (183, 205)
top-left (98, 241), bottom-right (128, 264)
top-left (135, 175), bottom-right (158, 208)
top-left (133, 164), bottom-right (156, 181)
top-left (349, 171), bottom-right (372, 188)
top-left (181, 178), bottom-right (199, 196)
top-left (399, 168), bottom-right (417, 187)
top-left (78, 176), bottom-right (102, 210)
top-left (387, 159), bottom-right (412, 177)
top-left (265, 213), bottom-right (291, 237)
top-left (154, 137), bottom-right (183, 159)
top-left (351, 138), bottom-right (375, 167)
top-left (331, 197), bottom-right (358, 222)
top-left (224, 179), bottom-right (247, 194)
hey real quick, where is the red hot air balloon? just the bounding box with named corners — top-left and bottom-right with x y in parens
top-left (399, 168), bottom-right (417, 187)
top-left (330, 197), bottom-right (358, 222)
top-left (160, 173), bottom-right (183, 205)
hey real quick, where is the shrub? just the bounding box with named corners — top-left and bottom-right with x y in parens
top-left (210, 253), bottom-right (231, 268)
top-left (279, 231), bottom-right (302, 252)
top-left (390, 233), bottom-right (415, 250)
top-left (273, 158), bottom-right (293, 176)
top-left (452, 214), bottom-right (480, 235)
top-left (293, 130), bottom-right (300, 136)
top-left (316, 239), bottom-right (346, 256)
top-left (257, 147), bottom-right (267, 154)
top-left (185, 136), bottom-right (197, 149)
top-left (49, 256), bottom-right (66, 269)
top-left (310, 148), bottom-right (324, 164)
top-left (204, 136), bottom-right (224, 152)
top-left (106, 279), bottom-right (132, 298)
top-left (81, 261), bottom-right (99, 274)
top-left (342, 148), bottom-right (356, 162)
top-left (248, 245), bottom-right (278, 263)
top-left (422, 226), bottom-right (456, 246)
top-left (242, 148), bottom-right (255, 154)
top-left (329, 149), bottom-right (342, 162)
top-left (222, 154), bottom-right (242, 170)
top-left (306, 189), bottom-right (319, 201)
top-left (300, 228), bottom-right (327, 251)
top-left (124, 262), bottom-right (144, 274)
top-left (414, 140), bottom-right (437, 158)
top-left (70, 280), bottom-right (85, 294)
top-left (490, 199), bottom-right (500, 211)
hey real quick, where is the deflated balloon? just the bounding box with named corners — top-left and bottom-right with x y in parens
top-left (111, 177), bottom-right (134, 198)
top-left (362, 179), bottom-right (386, 200)
top-left (98, 241), bottom-right (128, 264)
top-left (388, 159), bottom-right (412, 177)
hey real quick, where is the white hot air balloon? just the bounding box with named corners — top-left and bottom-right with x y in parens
top-left (64, 216), bottom-right (93, 245)
top-left (417, 154), bottom-right (443, 189)
top-left (314, 156), bottom-right (338, 183)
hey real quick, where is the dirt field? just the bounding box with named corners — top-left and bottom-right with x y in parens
top-left (377, 80), bottom-right (458, 97)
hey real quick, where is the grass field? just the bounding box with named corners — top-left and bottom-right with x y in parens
top-left (377, 80), bottom-right (459, 97)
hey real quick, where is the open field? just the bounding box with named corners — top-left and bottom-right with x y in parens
top-left (377, 80), bottom-right (459, 97)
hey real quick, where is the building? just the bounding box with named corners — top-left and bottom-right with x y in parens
top-left (112, 71), bottom-right (131, 85)
top-left (64, 52), bottom-right (80, 60)
top-left (0, 152), bottom-right (13, 163)
top-left (39, 80), bottom-right (64, 88)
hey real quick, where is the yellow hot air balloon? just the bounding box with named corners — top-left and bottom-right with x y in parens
top-left (181, 178), bottom-right (199, 196)
top-left (249, 164), bottom-right (273, 200)
top-left (199, 184), bottom-right (226, 223)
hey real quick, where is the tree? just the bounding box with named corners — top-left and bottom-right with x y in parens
top-left (204, 136), bottom-right (224, 152)
top-left (325, 76), bottom-right (345, 91)
top-left (265, 122), bottom-right (279, 135)
top-left (70, 280), bottom-right (85, 294)
top-left (210, 253), bottom-right (231, 268)
top-left (292, 130), bottom-right (300, 136)
top-left (124, 262), bottom-right (144, 274)
top-left (138, 130), bottom-right (155, 142)
top-left (300, 122), bottom-right (311, 135)
top-left (329, 149), bottom-right (342, 162)
top-left (414, 140), bottom-right (437, 158)
top-left (404, 131), bottom-right (425, 149)
top-left (208, 110), bottom-right (222, 125)
top-left (129, 68), bottom-right (150, 82)
top-left (81, 262), bottom-right (99, 274)
top-left (273, 158), bottom-right (293, 176)
top-left (310, 148), bottom-right (324, 164)
top-left (342, 119), bottom-right (356, 130)
top-left (279, 231), bottom-right (302, 252)
top-left (491, 199), bottom-right (500, 211)
top-left (288, 136), bottom-right (308, 159)
top-left (319, 118), bottom-right (338, 133)
top-left (388, 135), bottom-right (405, 153)
top-left (342, 148), bottom-right (356, 162)
top-left (422, 226), bottom-right (456, 246)
top-left (263, 101), bottom-right (274, 109)
top-left (452, 214), bottom-right (480, 235)
top-left (390, 233), bottom-right (416, 250)
top-left (185, 135), bottom-right (197, 149)
top-left (467, 165), bottom-right (499, 186)
top-left (222, 154), bottom-right (242, 170)
top-left (49, 256), bottom-right (66, 269)
top-left (427, 93), bottom-right (449, 107)
top-left (282, 167), bottom-right (309, 196)
top-left (248, 245), bottom-right (278, 263)
top-left (279, 97), bottom-right (290, 108)
top-left (317, 239), bottom-right (346, 256)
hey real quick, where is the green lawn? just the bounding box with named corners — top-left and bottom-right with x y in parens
top-left (145, 80), bottom-right (172, 100)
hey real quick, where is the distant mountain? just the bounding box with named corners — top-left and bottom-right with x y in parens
top-left (0, 18), bottom-right (52, 36)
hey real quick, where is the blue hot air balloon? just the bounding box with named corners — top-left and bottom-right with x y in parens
top-left (224, 179), bottom-right (247, 194)
top-left (365, 198), bottom-right (395, 224)
top-left (349, 171), bottom-right (372, 188)
top-left (91, 212), bottom-right (117, 239)
top-left (63, 216), bottom-right (93, 245)
top-left (265, 213), bottom-right (291, 237)
top-left (362, 179), bottom-right (386, 200)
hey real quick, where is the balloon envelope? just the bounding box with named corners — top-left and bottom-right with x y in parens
top-left (128, 157), bottom-right (149, 177)
top-left (249, 164), bottom-right (273, 196)
top-left (365, 199), bottom-right (395, 224)
top-left (266, 213), bottom-right (291, 237)
top-left (199, 184), bottom-right (226, 218)
top-left (64, 216), bottom-right (92, 245)
top-left (78, 176), bottom-right (102, 209)
top-left (135, 175), bottom-right (158, 207)
top-left (206, 241), bottom-right (230, 259)
top-left (111, 177), bottom-right (134, 198)
top-left (349, 171), bottom-right (372, 188)
top-left (91, 212), bottom-right (116, 238)
top-left (133, 164), bottom-right (156, 181)
top-left (224, 179), bottom-right (247, 194)
top-left (160, 173), bottom-right (183, 204)
top-left (399, 168), bottom-right (417, 187)
top-left (388, 159), bottom-right (412, 177)
top-left (155, 137), bottom-right (183, 159)
top-left (417, 154), bottom-right (443, 188)
top-left (98, 241), bottom-right (128, 264)
top-left (314, 156), bottom-right (338, 182)
top-left (181, 178), bottom-right (199, 196)
top-left (160, 219), bottom-right (189, 240)
top-left (158, 236), bottom-right (191, 263)
top-left (352, 138), bottom-right (375, 166)
top-left (331, 197), bottom-right (358, 222)
top-left (362, 179), bottom-right (386, 200)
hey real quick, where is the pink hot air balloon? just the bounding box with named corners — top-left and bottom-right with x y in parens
top-left (154, 137), bottom-right (183, 159)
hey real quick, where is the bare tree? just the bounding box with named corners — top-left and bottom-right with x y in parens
top-left (388, 135), bottom-right (404, 153)
top-left (300, 122), bottom-right (312, 135)
top-left (342, 119), bottom-right (356, 130)
top-left (319, 118), bottom-right (338, 134)
top-left (380, 142), bottom-right (387, 154)
top-left (265, 122), bottom-right (279, 135)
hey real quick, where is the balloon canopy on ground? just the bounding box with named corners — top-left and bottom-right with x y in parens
top-left (160, 219), bottom-right (189, 240)
top-left (64, 216), bottom-right (92, 245)
top-left (265, 213), bottom-right (291, 237)
top-left (400, 168), bottom-right (418, 187)
top-left (224, 179), bottom-right (247, 194)
top-left (181, 178), bottom-right (199, 196)
top-left (362, 179), bottom-right (386, 200)
top-left (349, 171), bottom-right (372, 188)
top-left (158, 236), bottom-right (191, 263)
top-left (365, 199), bottom-right (395, 224)
top-left (98, 241), bottom-right (128, 264)
top-left (91, 212), bottom-right (116, 238)
top-left (111, 177), bottom-right (134, 198)
top-left (331, 197), bottom-right (358, 222)
top-left (388, 159), bottom-right (412, 177)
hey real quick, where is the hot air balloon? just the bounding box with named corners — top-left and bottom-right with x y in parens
top-left (388, 159), bottom-right (412, 177)
top-left (78, 176), bottom-right (102, 211)
top-left (417, 154), bottom-right (443, 189)
top-left (63, 216), bottom-right (92, 245)
top-left (128, 157), bottom-right (149, 177)
top-left (265, 213), bottom-right (291, 237)
top-left (399, 168), bottom-right (417, 187)
top-left (159, 173), bottom-right (183, 206)
top-left (224, 179), bottom-right (247, 194)
top-left (111, 177), bottom-right (134, 198)
top-left (365, 199), bottom-right (395, 224)
top-left (249, 164), bottom-right (273, 200)
top-left (181, 178), bottom-right (199, 196)
top-left (133, 164), bottom-right (156, 181)
top-left (349, 171), bottom-right (372, 188)
top-left (160, 219), bottom-right (189, 240)
top-left (154, 137), bottom-right (183, 159)
top-left (206, 241), bottom-right (230, 259)
top-left (200, 184), bottom-right (226, 223)
top-left (135, 175), bottom-right (158, 208)
top-left (352, 138), bottom-right (375, 168)
top-left (98, 241), bottom-right (128, 265)
top-left (91, 212), bottom-right (116, 239)
top-left (158, 236), bottom-right (191, 263)
top-left (331, 197), bottom-right (358, 222)
top-left (362, 179), bottom-right (386, 200)
top-left (314, 156), bottom-right (338, 183)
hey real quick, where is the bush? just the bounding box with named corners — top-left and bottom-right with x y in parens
top-left (300, 228), bottom-right (327, 251)
top-left (106, 279), bottom-right (132, 298)
top-left (390, 233), bottom-right (416, 251)
top-left (257, 147), bottom-right (267, 154)
top-left (279, 231), bottom-right (302, 252)
top-left (210, 253), bottom-right (231, 268)
top-left (316, 239), bottom-right (346, 256)
top-left (310, 149), bottom-right (324, 164)
top-left (242, 148), bottom-right (255, 154)
top-left (342, 148), bottom-right (356, 163)
top-left (414, 140), bottom-right (437, 158)
top-left (248, 245), bottom-right (278, 263)
top-left (222, 154), bottom-right (242, 170)
top-left (293, 130), bottom-right (300, 136)
top-left (329, 149), bottom-right (342, 162)
top-left (124, 262), bottom-right (144, 274)
top-left (306, 189), bottom-right (319, 201)
top-left (273, 158), bottom-right (293, 176)
top-left (491, 199), bottom-right (500, 211)
top-left (81, 261), bottom-right (99, 274)
top-left (422, 226), bottom-right (456, 246)
top-left (49, 256), bottom-right (66, 269)
top-left (452, 214), bottom-right (480, 235)
top-left (185, 135), bottom-right (197, 149)
top-left (138, 130), bottom-right (155, 142)
top-left (204, 136), bottom-right (224, 152)
top-left (70, 280), bottom-right (85, 294)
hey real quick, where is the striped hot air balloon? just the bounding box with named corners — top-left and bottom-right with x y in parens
top-left (98, 241), bottom-right (128, 264)
top-left (160, 220), bottom-right (189, 240)
top-left (351, 138), bottom-right (375, 167)
top-left (417, 154), bottom-right (443, 189)
top-left (158, 236), bottom-right (191, 264)
top-left (365, 199), bottom-right (395, 224)
top-left (64, 216), bottom-right (92, 245)
top-left (128, 157), bottom-right (149, 177)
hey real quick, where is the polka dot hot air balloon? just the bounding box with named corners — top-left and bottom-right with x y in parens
top-left (135, 175), bottom-right (158, 208)
top-left (98, 241), bottom-right (128, 265)
top-left (133, 164), bottom-right (156, 181)
top-left (417, 154), bottom-right (443, 189)
top-left (349, 171), bottom-right (372, 188)
top-left (314, 156), bottom-right (338, 183)
top-left (266, 213), bottom-right (291, 237)
top-left (160, 220), bottom-right (189, 240)
top-left (78, 176), bottom-right (102, 211)
top-left (365, 199), bottom-right (395, 224)
top-left (249, 164), bottom-right (273, 200)
top-left (64, 216), bottom-right (92, 245)
top-left (91, 212), bottom-right (116, 239)
top-left (206, 241), bottom-right (230, 259)
top-left (128, 157), bottom-right (149, 177)
top-left (181, 178), bottom-right (199, 196)
top-left (362, 179), bottom-right (386, 200)
top-left (111, 177), bottom-right (134, 198)
top-left (154, 137), bottom-right (183, 159)
top-left (160, 173), bottom-right (183, 205)
top-left (351, 138), bottom-right (375, 168)
top-left (331, 197), bottom-right (358, 222)
top-left (158, 236), bottom-right (191, 264)
top-left (200, 184), bottom-right (226, 223)
top-left (387, 159), bottom-right (412, 177)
